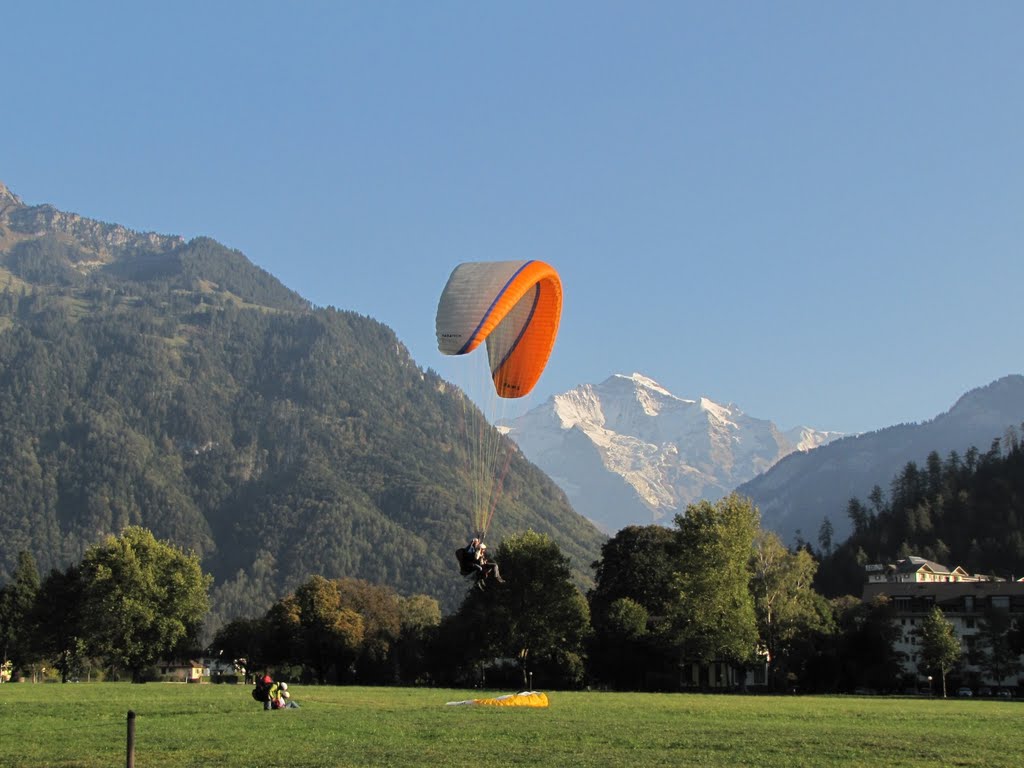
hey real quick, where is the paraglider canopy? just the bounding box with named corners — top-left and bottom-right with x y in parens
top-left (435, 259), bottom-right (562, 540)
top-left (435, 260), bottom-right (562, 399)
top-left (446, 691), bottom-right (550, 707)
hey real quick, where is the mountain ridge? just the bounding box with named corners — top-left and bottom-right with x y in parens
top-left (737, 374), bottom-right (1024, 544)
top-left (0, 181), bottom-right (184, 261)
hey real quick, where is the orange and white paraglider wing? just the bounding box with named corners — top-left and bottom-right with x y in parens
top-left (435, 261), bottom-right (562, 399)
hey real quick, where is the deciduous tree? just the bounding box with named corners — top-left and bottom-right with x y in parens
top-left (393, 594), bottom-right (441, 684)
top-left (212, 617), bottom-right (268, 680)
top-left (750, 531), bottom-right (831, 689)
top-left (78, 527), bottom-right (211, 681)
top-left (836, 595), bottom-right (904, 692)
top-left (589, 525), bottom-right (678, 628)
top-left (32, 565), bottom-right (87, 683)
top-left (334, 577), bottom-right (402, 679)
top-left (287, 576), bottom-right (364, 683)
top-left (672, 494), bottom-right (759, 668)
top-left (476, 530), bottom-right (590, 688)
top-left (917, 606), bottom-right (961, 697)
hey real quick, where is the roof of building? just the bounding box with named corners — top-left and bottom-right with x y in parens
top-left (894, 556), bottom-right (950, 574)
top-left (869, 556), bottom-right (977, 579)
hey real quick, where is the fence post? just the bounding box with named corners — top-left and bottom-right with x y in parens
top-left (126, 710), bottom-right (136, 768)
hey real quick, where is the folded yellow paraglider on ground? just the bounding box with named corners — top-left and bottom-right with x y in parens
top-left (445, 691), bottom-right (549, 708)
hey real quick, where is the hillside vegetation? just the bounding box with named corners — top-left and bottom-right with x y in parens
top-left (0, 185), bottom-right (605, 621)
top-left (815, 434), bottom-right (1024, 596)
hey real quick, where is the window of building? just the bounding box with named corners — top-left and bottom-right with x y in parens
top-left (992, 596), bottom-right (1010, 609)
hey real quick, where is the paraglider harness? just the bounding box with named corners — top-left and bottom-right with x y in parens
top-left (456, 534), bottom-right (502, 589)
top-left (456, 533), bottom-right (487, 580)
top-left (252, 675), bottom-right (273, 703)
top-left (455, 546), bottom-right (482, 578)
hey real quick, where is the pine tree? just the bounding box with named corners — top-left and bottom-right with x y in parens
top-left (817, 518), bottom-right (834, 556)
top-left (0, 551), bottom-right (40, 677)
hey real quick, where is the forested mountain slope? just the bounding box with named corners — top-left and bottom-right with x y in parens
top-left (0, 182), bottom-right (605, 621)
top-left (736, 375), bottom-right (1024, 544)
top-left (814, 432), bottom-right (1024, 597)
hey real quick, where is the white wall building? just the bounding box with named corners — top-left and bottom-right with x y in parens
top-left (862, 558), bottom-right (1024, 691)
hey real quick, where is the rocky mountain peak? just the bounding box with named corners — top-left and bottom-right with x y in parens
top-left (503, 373), bottom-right (842, 532)
top-left (0, 180), bottom-right (25, 211)
top-left (0, 181), bottom-right (184, 258)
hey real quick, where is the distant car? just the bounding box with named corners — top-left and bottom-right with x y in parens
top-left (995, 689), bottom-right (1012, 699)
top-left (978, 686), bottom-right (992, 697)
top-left (957, 687), bottom-right (973, 697)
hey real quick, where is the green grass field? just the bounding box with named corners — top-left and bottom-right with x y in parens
top-left (1, 683), bottom-right (1020, 768)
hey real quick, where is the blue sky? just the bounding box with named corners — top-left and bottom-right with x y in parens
top-left (4, 2), bottom-right (1022, 434)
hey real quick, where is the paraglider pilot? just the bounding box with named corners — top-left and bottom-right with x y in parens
top-left (456, 537), bottom-right (504, 588)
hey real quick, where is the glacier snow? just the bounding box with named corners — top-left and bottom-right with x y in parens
top-left (501, 373), bottom-right (841, 533)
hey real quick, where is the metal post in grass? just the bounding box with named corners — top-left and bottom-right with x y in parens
top-left (126, 710), bottom-right (136, 768)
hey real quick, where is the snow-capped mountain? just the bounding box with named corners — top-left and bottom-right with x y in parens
top-left (501, 373), bottom-right (842, 533)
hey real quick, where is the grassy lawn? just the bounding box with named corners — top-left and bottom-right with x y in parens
top-left (1, 683), bottom-right (1020, 768)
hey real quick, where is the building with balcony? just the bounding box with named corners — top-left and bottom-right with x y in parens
top-left (862, 557), bottom-right (1024, 691)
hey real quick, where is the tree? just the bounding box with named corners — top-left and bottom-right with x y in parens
top-left (750, 531), bottom-right (830, 690)
top-left (589, 525), bottom-right (678, 624)
top-left (587, 525), bottom-right (681, 688)
top-left (212, 617), bottom-right (268, 681)
top-left (394, 594), bottom-right (441, 684)
top-left (976, 606), bottom-right (1021, 688)
top-left (0, 551), bottom-right (40, 677)
top-left (287, 576), bottom-right (365, 684)
top-left (1010, 617), bottom-right (1024, 657)
top-left (473, 530), bottom-right (590, 689)
top-left (78, 527), bottom-right (211, 681)
top-left (917, 606), bottom-right (961, 697)
top-left (333, 578), bottom-right (402, 682)
top-left (672, 494), bottom-right (759, 671)
top-left (587, 596), bottom-right (656, 690)
top-left (847, 498), bottom-right (869, 536)
top-left (817, 518), bottom-right (834, 556)
top-left (836, 595), bottom-right (904, 692)
top-left (32, 565), bottom-right (88, 683)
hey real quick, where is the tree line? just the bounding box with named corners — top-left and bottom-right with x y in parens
top-left (814, 430), bottom-right (1024, 597)
top-left (4, 496), bottom-right (1021, 693)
